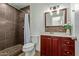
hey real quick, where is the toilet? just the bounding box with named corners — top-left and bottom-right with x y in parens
top-left (23, 43), bottom-right (35, 56)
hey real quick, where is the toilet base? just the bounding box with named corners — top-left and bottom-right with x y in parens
top-left (25, 48), bottom-right (35, 56)
top-left (23, 43), bottom-right (35, 56)
top-left (25, 51), bottom-right (35, 56)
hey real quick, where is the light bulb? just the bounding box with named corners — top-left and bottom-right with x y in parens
top-left (49, 9), bottom-right (53, 16)
top-left (56, 8), bottom-right (60, 14)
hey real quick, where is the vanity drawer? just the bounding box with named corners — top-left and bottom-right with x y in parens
top-left (62, 39), bottom-right (74, 46)
top-left (63, 50), bottom-right (74, 56)
top-left (63, 46), bottom-right (74, 51)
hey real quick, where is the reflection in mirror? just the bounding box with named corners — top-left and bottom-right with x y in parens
top-left (52, 16), bottom-right (61, 26)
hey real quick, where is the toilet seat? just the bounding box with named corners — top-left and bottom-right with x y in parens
top-left (23, 43), bottom-right (35, 52)
top-left (23, 43), bottom-right (34, 49)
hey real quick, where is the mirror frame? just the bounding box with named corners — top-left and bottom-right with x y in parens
top-left (45, 8), bottom-right (67, 32)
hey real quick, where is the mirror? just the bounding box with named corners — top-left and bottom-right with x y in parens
top-left (45, 8), bottom-right (67, 32)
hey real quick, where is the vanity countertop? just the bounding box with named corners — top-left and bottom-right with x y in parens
top-left (41, 34), bottom-right (77, 40)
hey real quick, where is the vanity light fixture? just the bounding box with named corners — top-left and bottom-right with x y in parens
top-left (49, 5), bottom-right (65, 15)
top-left (49, 5), bottom-right (60, 15)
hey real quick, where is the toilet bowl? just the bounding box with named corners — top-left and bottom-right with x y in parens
top-left (23, 43), bottom-right (35, 56)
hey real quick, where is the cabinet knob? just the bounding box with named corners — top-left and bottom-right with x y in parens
top-left (66, 51), bottom-right (70, 54)
top-left (66, 41), bottom-right (70, 44)
top-left (47, 38), bottom-right (51, 39)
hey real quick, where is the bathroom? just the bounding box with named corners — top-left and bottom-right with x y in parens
top-left (0, 3), bottom-right (79, 56)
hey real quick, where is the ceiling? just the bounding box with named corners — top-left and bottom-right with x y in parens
top-left (8, 3), bottom-right (30, 10)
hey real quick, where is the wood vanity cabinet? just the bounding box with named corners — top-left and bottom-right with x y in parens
top-left (41, 35), bottom-right (75, 56)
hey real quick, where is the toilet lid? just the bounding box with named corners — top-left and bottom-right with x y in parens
top-left (23, 43), bottom-right (34, 48)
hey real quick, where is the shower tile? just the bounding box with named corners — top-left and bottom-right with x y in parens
top-left (0, 3), bottom-right (19, 50)
top-left (4, 41), bottom-right (15, 48)
top-left (0, 40), bottom-right (5, 50)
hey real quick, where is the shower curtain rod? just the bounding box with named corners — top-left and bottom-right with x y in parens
top-left (19, 10), bottom-right (27, 14)
top-left (18, 9), bottom-right (28, 14)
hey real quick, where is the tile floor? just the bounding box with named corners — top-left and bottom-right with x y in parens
top-left (19, 51), bottom-right (40, 56)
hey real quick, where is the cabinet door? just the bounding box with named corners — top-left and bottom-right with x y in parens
top-left (51, 36), bottom-right (61, 56)
top-left (46, 37), bottom-right (51, 56)
top-left (41, 35), bottom-right (51, 56)
top-left (41, 36), bottom-right (46, 56)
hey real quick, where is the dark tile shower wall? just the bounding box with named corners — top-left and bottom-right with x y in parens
top-left (0, 4), bottom-right (19, 50)
top-left (17, 6), bottom-right (30, 44)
